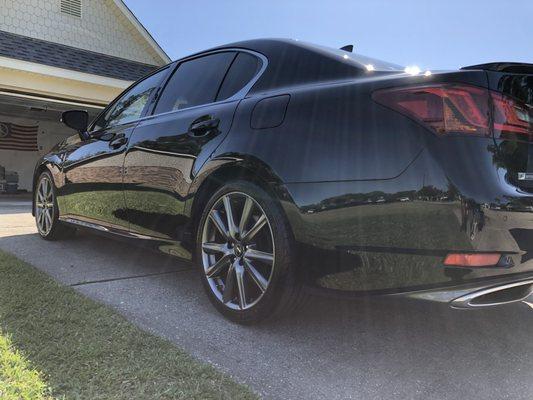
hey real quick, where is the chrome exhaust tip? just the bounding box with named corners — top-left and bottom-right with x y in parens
top-left (450, 279), bottom-right (533, 309)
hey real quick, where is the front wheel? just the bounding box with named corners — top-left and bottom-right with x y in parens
top-left (196, 181), bottom-right (304, 323)
top-left (35, 171), bottom-right (73, 240)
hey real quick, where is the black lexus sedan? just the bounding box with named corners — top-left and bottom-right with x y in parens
top-left (33, 39), bottom-right (533, 323)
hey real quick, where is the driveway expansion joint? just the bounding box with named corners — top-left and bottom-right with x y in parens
top-left (70, 268), bottom-right (195, 287)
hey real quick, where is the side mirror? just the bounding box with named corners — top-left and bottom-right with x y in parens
top-left (61, 110), bottom-right (89, 139)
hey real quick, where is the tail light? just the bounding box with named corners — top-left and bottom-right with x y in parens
top-left (491, 92), bottom-right (533, 141)
top-left (372, 83), bottom-right (533, 140)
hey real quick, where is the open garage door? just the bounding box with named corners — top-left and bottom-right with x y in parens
top-left (0, 92), bottom-right (102, 193)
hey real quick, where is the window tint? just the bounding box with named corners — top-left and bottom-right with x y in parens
top-left (216, 52), bottom-right (261, 101)
top-left (93, 67), bottom-right (168, 131)
top-left (155, 52), bottom-right (235, 114)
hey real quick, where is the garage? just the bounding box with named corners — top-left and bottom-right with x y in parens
top-left (0, 92), bottom-right (102, 193)
top-left (0, 0), bottom-right (169, 193)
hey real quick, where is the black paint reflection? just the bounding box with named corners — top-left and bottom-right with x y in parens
top-left (284, 141), bottom-right (533, 292)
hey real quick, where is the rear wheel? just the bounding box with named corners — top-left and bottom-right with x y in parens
top-left (35, 171), bottom-right (73, 240)
top-left (196, 180), bottom-right (304, 323)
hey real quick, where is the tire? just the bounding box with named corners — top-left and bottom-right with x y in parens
top-left (196, 180), bottom-right (304, 324)
top-left (34, 171), bottom-right (74, 240)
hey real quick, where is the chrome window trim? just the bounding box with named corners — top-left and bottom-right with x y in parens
top-left (165, 48), bottom-right (267, 104)
top-left (146, 48), bottom-right (268, 121)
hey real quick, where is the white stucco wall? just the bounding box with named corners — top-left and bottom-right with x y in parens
top-left (0, 0), bottom-right (165, 65)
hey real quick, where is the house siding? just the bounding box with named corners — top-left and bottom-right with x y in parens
top-left (0, 0), bottom-right (165, 65)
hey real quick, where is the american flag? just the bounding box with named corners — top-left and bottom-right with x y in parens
top-left (0, 122), bottom-right (39, 151)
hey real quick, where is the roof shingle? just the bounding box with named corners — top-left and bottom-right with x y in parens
top-left (0, 30), bottom-right (159, 81)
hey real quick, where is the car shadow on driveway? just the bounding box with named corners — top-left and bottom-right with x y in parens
top-left (0, 229), bottom-right (192, 285)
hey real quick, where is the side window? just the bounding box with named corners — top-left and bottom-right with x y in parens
top-left (154, 52), bottom-right (235, 114)
top-left (216, 52), bottom-right (261, 101)
top-left (92, 67), bottom-right (168, 131)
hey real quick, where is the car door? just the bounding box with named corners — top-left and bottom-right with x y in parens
top-left (123, 51), bottom-right (263, 243)
top-left (60, 67), bottom-right (170, 230)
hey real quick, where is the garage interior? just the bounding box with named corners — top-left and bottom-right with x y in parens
top-left (0, 92), bottom-right (101, 193)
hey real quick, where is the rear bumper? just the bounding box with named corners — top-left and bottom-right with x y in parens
top-left (303, 272), bottom-right (533, 309)
top-left (283, 194), bottom-right (533, 294)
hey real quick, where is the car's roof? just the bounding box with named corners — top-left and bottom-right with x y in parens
top-left (204, 38), bottom-right (403, 93)
top-left (213, 38), bottom-right (402, 71)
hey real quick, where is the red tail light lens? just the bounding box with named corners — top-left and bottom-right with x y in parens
top-left (373, 83), bottom-right (533, 140)
top-left (491, 92), bottom-right (533, 141)
top-left (372, 84), bottom-right (491, 136)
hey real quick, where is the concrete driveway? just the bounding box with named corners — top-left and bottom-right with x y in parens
top-left (1, 198), bottom-right (532, 400)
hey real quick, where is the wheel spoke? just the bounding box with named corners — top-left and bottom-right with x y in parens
top-left (40, 211), bottom-right (46, 232)
top-left (242, 214), bottom-right (267, 243)
top-left (222, 261), bottom-right (237, 303)
top-left (43, 179), bottom-right (51, 200)
top-left (222, 195), bottom-right (238, 239)
top-left (205, 254), bottom-right (231, 278)
top-left (245, 248), bottom-right (274, 265)
top-left (244, 259), bottom-right (268, 293)
top-left (44, 209), bottom-right (52, 230)
top-left (202, 242), bottom-right (227, 255)
top-left (38, 182), bottom-right (45, 201)
top-left (239, 197), bottom-right (253, 236)
top-left (209, 210), bottom-right (230, 241)
top-left (37, 210), bottom-right (45, 228)
top-left (235, 263), bottom-right (247, 309)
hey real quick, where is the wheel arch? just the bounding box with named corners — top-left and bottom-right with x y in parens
top-left (185, 157), bottom-right (294, 249)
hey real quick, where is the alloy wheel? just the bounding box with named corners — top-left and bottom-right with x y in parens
top-left (201, 192), bottom-right (275, 310)
top-left (36, 176), bottom-right (54, 236)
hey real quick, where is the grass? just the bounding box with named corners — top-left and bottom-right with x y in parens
top-left (0, 332), bottom-right (52, 400)
top-left (0, 249), bottom-right (257, 400)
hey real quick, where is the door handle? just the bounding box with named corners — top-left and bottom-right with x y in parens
top-left (109, 135), bottom-right (127, 149)
top-left (188, 116), bottom-right (220, 137)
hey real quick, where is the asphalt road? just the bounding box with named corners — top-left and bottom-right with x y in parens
top-left (1, 199), bottom-right (532, 400)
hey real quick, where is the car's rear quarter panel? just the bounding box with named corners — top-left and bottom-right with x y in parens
top-left (222, 80), bottom-right (425, 183)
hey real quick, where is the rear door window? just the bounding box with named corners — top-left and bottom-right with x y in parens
top-left (216, 52), bottom-right (261, 101)
top-left (155, 52), bottom-right (236, 114)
